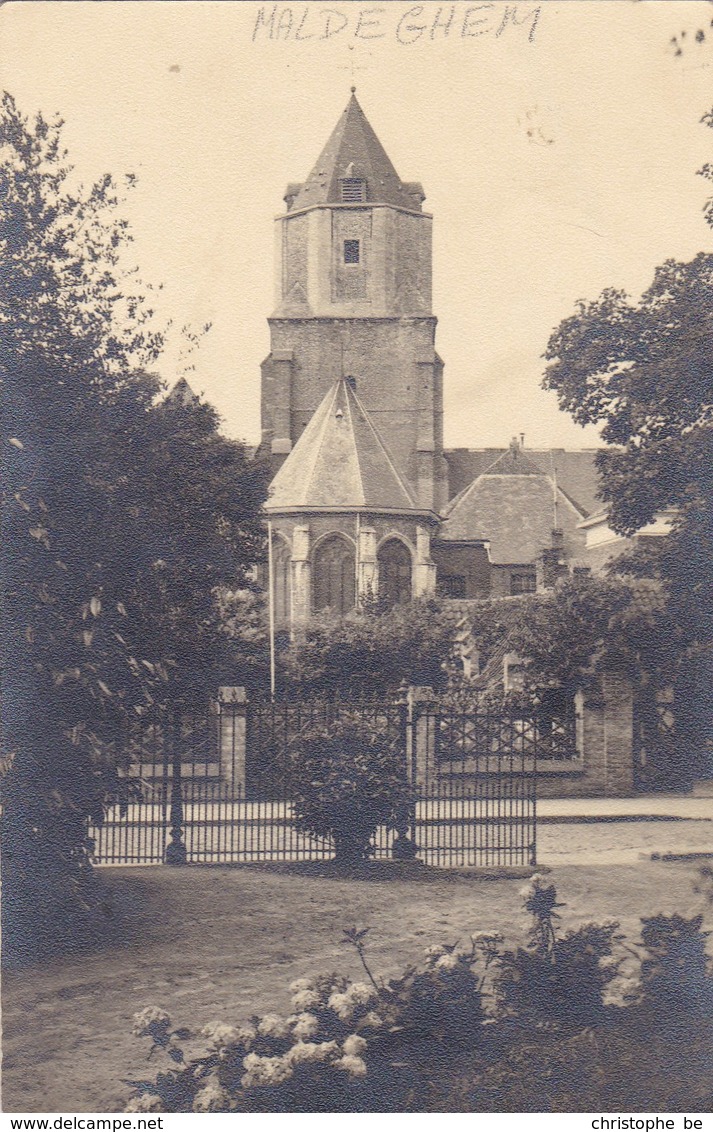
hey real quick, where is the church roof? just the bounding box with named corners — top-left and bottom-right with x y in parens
top-left (440, 446), bottom-right (588, 563)
top-left (165, 376), bottom-right (199, 407)
top-left (444, 446), bottom-right (601, 516)
top-left (265, 377), bottom-right (422, 514)
top-left (289, 92), bottom-right (424, 213)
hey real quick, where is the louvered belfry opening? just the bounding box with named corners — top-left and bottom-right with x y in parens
top-left (339, 176), bottom-right (367, 202)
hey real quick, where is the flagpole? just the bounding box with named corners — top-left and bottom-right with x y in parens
top-left (267, 519), bottom-right (276, 701)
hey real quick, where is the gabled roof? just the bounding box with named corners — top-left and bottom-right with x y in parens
top-left (444, 447), bottom-right (602, 517)
top-left (266, 377), bottom-right (421, 514)
top-left (440, 446), bottom-right (588, 563)
top-left (480, 444), bottom-right (548, 477)
top-left (288, 92), bottom-right (424, 213)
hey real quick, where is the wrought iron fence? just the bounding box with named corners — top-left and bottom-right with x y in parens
top-left (88, 692), bottom-right (552, 869)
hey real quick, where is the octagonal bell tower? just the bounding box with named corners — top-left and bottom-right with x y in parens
top-left (260, 90), bottom-right (448, 513)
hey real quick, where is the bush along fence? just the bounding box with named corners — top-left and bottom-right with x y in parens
top-left (123, 877), bottom-right (713, 1113)
top-left (87, 677), bottom-right (634, 869)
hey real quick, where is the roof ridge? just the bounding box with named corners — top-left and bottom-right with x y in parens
top-left (348, 381), bottom-right (416, 507)
top-left (342, 380), bottom-right (366, 507)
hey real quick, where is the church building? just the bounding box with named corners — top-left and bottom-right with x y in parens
top-left (260, 92), bottom-right (601, 628)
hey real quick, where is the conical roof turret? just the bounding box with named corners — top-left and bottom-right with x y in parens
top-left (287, 92), bottom-right (425, 213)
top-left (265, 377), bottom-right (428, 514)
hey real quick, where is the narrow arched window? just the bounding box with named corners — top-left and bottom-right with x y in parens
top-left (272, 540), bottom-right (291, 625)
top-left (313, 536), bottom-right (356, 615)
top-left (378, 539), bottom-right (412, 608)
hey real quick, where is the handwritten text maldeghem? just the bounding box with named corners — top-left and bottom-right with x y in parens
top-left (251, 4), bottom-right (542, 46)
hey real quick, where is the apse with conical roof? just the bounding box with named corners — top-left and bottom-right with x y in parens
top-left (260, 89), bottom-right (448, 515)
top-left (267, 377), bottom-right (434, 517)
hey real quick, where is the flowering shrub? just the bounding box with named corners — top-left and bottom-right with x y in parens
top-left (287, 712), bottom-right (411, 862)
top-left (124, 879), bottom-right (713, 1112)
top-left (124, 926), bottom-right (498, 1112)
top-left (124, 973), bottom-right (388, 1113)
top-left (494, 875), bottom-right (621, 1026)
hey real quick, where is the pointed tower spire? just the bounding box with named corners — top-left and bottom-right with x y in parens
top-left (289, 92), bottom-right (425, 212)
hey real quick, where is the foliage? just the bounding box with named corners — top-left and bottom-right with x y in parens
top-left (504, 574), bottom-right (680, 696)
top-left (543, 253), bottom-right (713, 539)
top-left (277, 598), bottom-right (462, 696)
top-left (0, 92), bottom-right (268, 957)
top-left (124, 873), bottom-right (713, 1113)
top-left (124, 932), bottom-right (493, 1112)
top-left (286, 713), bottom-right (411, 861)
top-left (637, 913), bottom-right (713, 1019)
top-left (495, 874), bottom-right (621, 1026)
top-left (126, 974), bottom-right (388, 1112)
top-left (542, 118), bottom-right (713, 765)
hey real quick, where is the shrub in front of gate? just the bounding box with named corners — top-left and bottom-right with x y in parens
top-left (286, 712), bottom-right (410, 863)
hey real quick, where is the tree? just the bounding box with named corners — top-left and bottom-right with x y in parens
top-left (541, 117), bottom-right (713, 774)
top-left (0, 92), bottom-right (267, 958)
top-left (277, 598), bottom-right (463, 696)
top-left (287, 712), bottom-right (410, 863)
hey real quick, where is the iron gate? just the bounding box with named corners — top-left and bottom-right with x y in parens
top-left (85, 695), bottom-right (564, 868)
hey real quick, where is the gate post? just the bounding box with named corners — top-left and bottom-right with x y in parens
top-left (575, 673), bottom-right (634, 795)
top-left (218, 687), bottom-right (247, 798)
top-left (165, 710), bottom-right (187, 865)
top-left (392, 686), bottom-right (418, 861)
top-left (408, 685), bottom-right (436, 788)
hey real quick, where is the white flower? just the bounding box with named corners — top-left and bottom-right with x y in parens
top-left (292, 988), bottom-right (321, 1011)
top-left (361, 1011), bottom-right (383, 1029)
top-left (200, 1021), bottom-right (244, 1048)
top-left (472, 931), bottom-right (503, 945)
top-left (289, 977), bottom-right (314, 994)
top-left (345, 981), bottom-right (374, 1005)
top-left (291, 1012), bottom-right (319, 1040)
top-left (241, 1052), bottom-right (294, 1088)
top-left (435, 952), bottom-right (460, 971)
top-left (131, 1007), bottom-right (171, 1037)
top-left (343, 1034), bottom-right (367, 1057)
top-left (335, 1054), bottom-right (367, 1077)
top-left (285, 1039), bottom-right (337, 1064)
top-left (327, 991), bottom-right (354, 1020)
top-left (424, 944), bottom-right (447, 959)
top-left (124, 1093), bottom-right (164, 1113)
top-left (598, 955), bottom-right (618, 971)
top-left (192, 1079), bottom-right (229, 1112)
top-left (287, 1041), bottom-right (324, 1064)
top-left (257, 1013), bottom-right (291, 1038)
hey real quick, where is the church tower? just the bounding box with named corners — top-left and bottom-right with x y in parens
top-left (260, 90), bottom-right (448, 512)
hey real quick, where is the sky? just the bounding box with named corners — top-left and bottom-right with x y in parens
top-left (1, 0), bottom-right (712, 450)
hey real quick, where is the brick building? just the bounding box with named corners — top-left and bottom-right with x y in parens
top-left (260, 92), bottom-right (605, 628)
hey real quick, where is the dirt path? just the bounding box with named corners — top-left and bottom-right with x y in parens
top-left (3, 858), bottom-right (710, 1113)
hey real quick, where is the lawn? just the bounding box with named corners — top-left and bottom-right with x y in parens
top-left (3, 858), bottom-right (711, 1113)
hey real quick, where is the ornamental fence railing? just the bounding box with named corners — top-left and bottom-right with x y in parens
top-left (87, 690), bottom-right (581, 869)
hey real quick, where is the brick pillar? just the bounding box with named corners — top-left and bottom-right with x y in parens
top-left (602, 673), bottom-right (635, 794)
top-left (575, 673), bottom-right (634, 795)
top-left (290, 524), bottom-right (311, 626)
top-left (217, 687), bottom-right (247, 797)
